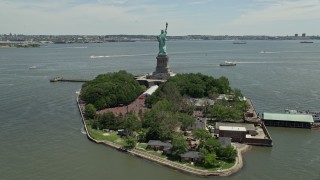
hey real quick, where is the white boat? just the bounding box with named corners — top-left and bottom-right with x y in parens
top-left (29, 66), bottom-right (37, 69)
top-left (220, 61), bottom-right (236, 66)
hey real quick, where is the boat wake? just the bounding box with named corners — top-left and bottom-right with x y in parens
top-left (237, 61), bottom-right (275, 64)
top-left (260, 50), bottom-right (319, 54)
top-left (45, 46), bottom-right (88, 49)
top-left (81, 126), bottom-right (87, 135)
top-left (90, 55), bottom-right (110, 58)
top-left (260, 51), bottom-right (280, 54)
top-left (90, 53), bottom-right (154, 59)
top-left (0, 83), bottom-right (14, 87)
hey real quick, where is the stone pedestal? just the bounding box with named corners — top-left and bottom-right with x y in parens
top-left (148, 55), bottom-right (173, 80)
top-left (155, 55), bottom-right (170, 73)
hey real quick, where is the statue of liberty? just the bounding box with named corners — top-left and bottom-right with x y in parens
top-left (157, 22), bottom-right (168, 55)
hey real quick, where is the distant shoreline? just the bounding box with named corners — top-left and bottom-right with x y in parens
top-left (76, 95), bottom-right (250, 176)
top-left (0, 46), bottom-right (16, 48)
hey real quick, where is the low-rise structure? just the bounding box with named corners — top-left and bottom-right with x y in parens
top-left (142, 85), bottom-right (159, 97)
top-left (262, 113), bottom-right (314, 128)
top-left (180, 151), bottom-right (203, 163)
top-left (147, 140), bottom-right (172, 151)
top-left (215, 122), bottom-right (272, 146)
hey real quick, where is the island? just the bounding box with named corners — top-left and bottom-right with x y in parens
top-left (77, 70), bottom-right (269, 176)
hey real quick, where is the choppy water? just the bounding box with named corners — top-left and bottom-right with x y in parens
top-left (0, 40), bottom-right (320, 180)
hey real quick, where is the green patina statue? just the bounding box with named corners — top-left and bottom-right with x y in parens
top-left (157, 22), bottom-right (168, 55)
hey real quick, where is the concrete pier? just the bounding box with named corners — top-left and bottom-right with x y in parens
top-left (50, 77), bottom-right (89, 83)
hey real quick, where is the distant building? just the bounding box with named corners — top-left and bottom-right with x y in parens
top-left (294, 34), bottom-right (298, 37)
top-left (302, 33), bottom-right (306, 37)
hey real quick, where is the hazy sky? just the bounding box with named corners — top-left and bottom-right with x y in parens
top-left (1, 0), bottom-right (319, 35)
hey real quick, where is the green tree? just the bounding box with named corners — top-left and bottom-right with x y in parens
top-left (146, 73), bottom-right (233, 107)
top-left (176, 113), bottom-right (195, 131)
top-left (84, 104), bottom-right (96, 119)
top-left (80, 71), bottom-right (144, 110)
top-left (124, 113), bottom-right (141, 134)
top-left (210, 104), bottom-right (230, 121)
top-left (203, 153), bottom-right (217, 168)
top-left (217, 145), bottom-right (237, 161)
top-left (192, 129), bottom-right (211, 142)
top-left (203, 137), bottom-right (221, 153)
top-left (142, 99), bottom-right (180, 141)
top-left (171, 135), bottom-right (188, 157)
top-left (146, 125), bottom-right (161, 141)
top-left (124, 136), bottom-right (137, 149)
top-left (216, 76), bottom-right (230, 94)
top-left (233, 88), bottom-right (243, 99)
top-left (137, 128), bottom-right (147, 142)
top-left (95, 112), bottom-right (124, 130)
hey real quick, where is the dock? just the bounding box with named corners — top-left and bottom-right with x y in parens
top-left (50, 77), bottom-right (89, 83)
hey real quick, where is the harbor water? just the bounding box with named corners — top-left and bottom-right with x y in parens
top-left (0, 40), bottom-right (320, 180)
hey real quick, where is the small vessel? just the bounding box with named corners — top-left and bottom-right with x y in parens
top-left (233, 41), bottom-right (246, 44)
top-left (285, 109), bottom-right (320, 122)
top-left (29, 66), bottom-right (37, 69)
top-left (220, 61), bottom-right (236, 66)
top-left (312, 114), bottom-right (320, 122)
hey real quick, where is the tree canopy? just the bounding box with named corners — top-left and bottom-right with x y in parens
top-left (145, 73), bottom-right (231, 107)
top-left (192, 129), bottom-right (212, 142)
top-left (171, 135), bottom-right (188, 157)
top-left (80, 70), bottom-right (144, 110)
top-left (142, 99), bottom-right (194, 141)
top-left (84, 104), bottom-right (97, 120)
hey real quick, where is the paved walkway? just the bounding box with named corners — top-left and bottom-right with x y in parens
top-left (245, 98), bottom-right (261, 123)
top-left (97, 96), bottom-right (147, 116)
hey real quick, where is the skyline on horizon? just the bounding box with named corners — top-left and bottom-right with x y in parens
top-left (1, 0), bottom-right (320, 36)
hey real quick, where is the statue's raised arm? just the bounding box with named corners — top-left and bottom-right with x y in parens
top-left (165, 22), bottom-right (168, 34)
top-left (157, 22), bottom-right (168, 55)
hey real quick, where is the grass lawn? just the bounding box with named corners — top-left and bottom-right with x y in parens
top-left (184, 159), bottom-right (235, 171)
top-left (135, 144), bottom-right (167, 158)
top-left (86, 125), bottom-right (122, 143)
top-left (136, 143), bottom-right (148, 149)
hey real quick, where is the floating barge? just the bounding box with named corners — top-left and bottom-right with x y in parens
top-left (262, 113), bottom-right (314, 129)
